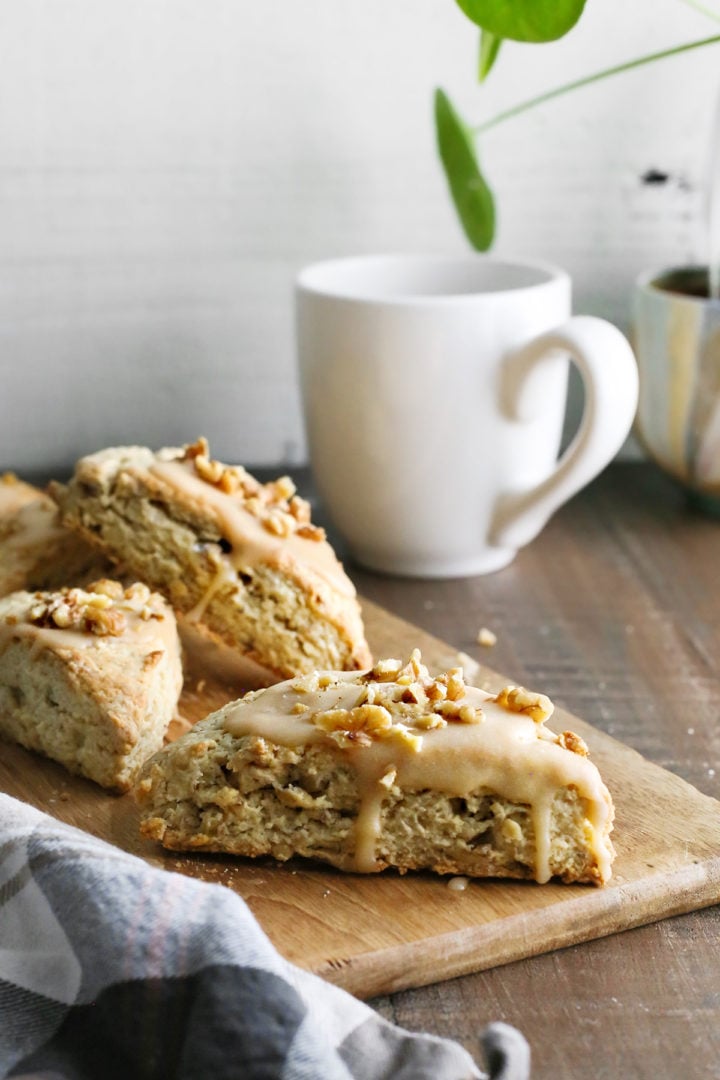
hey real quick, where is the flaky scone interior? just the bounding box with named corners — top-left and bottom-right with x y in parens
top-left (138, 650), bottom-right (615, 885)
top-left (0, 580), bottom-right (182, 791)
top-left (0, 473), bottom-right (108, 597)
top-left (51, 439), bottom-right (371, 680)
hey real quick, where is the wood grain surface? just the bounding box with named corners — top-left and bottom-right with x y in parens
top-left (2, 563), bottom-right (720, 1005)
top-left (352, 464), bottom-right (720, 1079)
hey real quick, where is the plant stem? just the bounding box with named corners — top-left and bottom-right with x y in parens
top-left (678, 0), bottom-right (720, 23)
top-left (473, 34), bottom-right (720, 134)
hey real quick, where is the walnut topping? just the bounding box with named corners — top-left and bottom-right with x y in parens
top-left (493, 685), bottom-right (554, 724)
top-left (558, 730), bottom-right (589, 757)
top-left (368, 658), bottom-right (403, 682)
top-left (299, 651), bottom-right (488, 749)
top-left (315, 704), bottom-right (393, 737)
top-left (444, 668), bottom-right (466, 702)
top-left (90, 579), bottom-right (124, 600)
top-left (263, 509), bottom-right (294, 538)
top-left (289, 496), bottom-right (311, 524)
top-left (178, 438), bottom-right (325, 543)
top-left (23, 580), bottom-right (167, 637)
top-left (296, 523), bottom-right (326, 541)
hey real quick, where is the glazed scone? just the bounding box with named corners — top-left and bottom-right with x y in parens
top-left (138, 651), bottom-right (615, 885)
top-left (51, 439), bottom-right (371, 680)
top-left (0, 473), bottom-right (108, 597)
top-left (0, 580), bottom-right (183, 791)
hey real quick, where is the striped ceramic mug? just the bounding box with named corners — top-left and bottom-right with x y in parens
top-left (635, 267), bottom-right (720, 511)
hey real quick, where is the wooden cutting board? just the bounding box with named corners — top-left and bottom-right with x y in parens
top-left (2, 598), bottom-right (720, 1000)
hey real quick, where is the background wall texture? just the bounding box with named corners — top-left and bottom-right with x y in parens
top-left (1, 0), bottom-right (718, 472)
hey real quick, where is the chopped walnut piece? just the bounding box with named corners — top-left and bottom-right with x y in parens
top-left (314, 704), bottom-right (393, 737)
top-left (494, 685), bottom-right (554, 723)
top-left (89, 579), bottom-right (124, 600)
top-left (434, 700), bottom-right (465, 720)
top-left (217, 469), bottom-right (240, 494)
top-left (124, 582), bottom-right (152, 604)
top-left (401, 681), bottom-right (427, 706)
top-left (445, 668), bottom-right (466, 701)
top-left (296, 523), bottom-right (326, 541)
top-left (263, 509), bottom-right (294, 538)
top-left (425, 680), bottom-right (447, 703)
top-left (414, 713), bottom-right (448, 731)
top-left (269, 476), bottom-right (296, 502)
top-left (22, 580), bottom-right (166, 638)
top-left (293, 672), bottom-right (320, 694)
top-left (457, 704), bottom-right (482, 724)
top-left (558, 730), bottom-right (589, 757)
top-left (371, 658), bottom-right (403, 682)
top-left (387, 723), bottom-right (423, 753)
top-left (178, 439), bottom-right (326, 543)
top-left (289, 496), bottom-right (312, 524)
top-left (194, 454), bottom-right (225, 485)
top-left (408, 649), bottom-right (426, 677)
top-left (182, 436), bottom-right (210, 461)
top-left (84, 605), bottom-right (127, 636)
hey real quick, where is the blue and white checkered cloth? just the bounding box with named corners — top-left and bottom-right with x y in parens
top-left (0, 793), bottom-right (530, 1079)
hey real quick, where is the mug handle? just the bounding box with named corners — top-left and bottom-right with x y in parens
top-left (490, 316), bottom-right (638, 551)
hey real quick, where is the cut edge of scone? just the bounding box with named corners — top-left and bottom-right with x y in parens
top-left (137, 650), bottom-right (615, 886)
top-left (0, 580), bottom-right (183, 792)
top-left (50, 439), bottom-right (372, 680)
top-left (0, 473), bottom-right (109, 597)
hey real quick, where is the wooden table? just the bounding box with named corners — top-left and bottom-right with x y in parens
top-left (331, 463), bottom-right (720, 1080)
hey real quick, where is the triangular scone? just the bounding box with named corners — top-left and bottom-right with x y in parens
top-left (51, 439), bottom-right (371, 680)
top-left (138, 651), bottom-right (615, 885)
top-left (0, 473), bottom-right (108, 597)
top-left (0, 581), bottom-right (183, 791)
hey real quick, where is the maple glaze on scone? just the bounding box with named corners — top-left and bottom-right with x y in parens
top-left (138, 651), bottom-right (615, 885)
top-left (0, 473), bottom-right (107, 597)
top-left (51, 439), bottom-right (371, 679)
top-left (0, 581), bottom-right (183, 791)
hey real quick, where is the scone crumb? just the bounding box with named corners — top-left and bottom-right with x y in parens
top-left (494, 685), bottom-right (554, 724)
top-left (447, 876), bottom-right (470, 892)
top-left (477, 627), bottom-right (497, 648)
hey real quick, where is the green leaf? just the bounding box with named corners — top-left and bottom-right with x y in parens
top-left (479, 30), bottom-right (503, 80)
top-left (434, 88), bottom-right (496, 251)
top-left (454, 0), bottom-right (586, 42)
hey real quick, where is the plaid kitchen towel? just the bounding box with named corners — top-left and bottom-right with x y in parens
top-left (0, 793), bottom-right (530, 1080)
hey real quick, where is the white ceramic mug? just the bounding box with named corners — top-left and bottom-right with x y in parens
top-left (296, 254), bottom-right (638, 578)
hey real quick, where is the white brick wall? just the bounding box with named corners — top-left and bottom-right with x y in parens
top-left (1, 0), bottom-right (718, 471)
